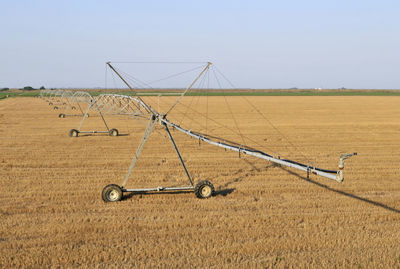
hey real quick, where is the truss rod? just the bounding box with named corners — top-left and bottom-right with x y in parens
top-left (106, 62), bottom-right (152, 114)
top-left (165, 62), bottom-right (212, 116)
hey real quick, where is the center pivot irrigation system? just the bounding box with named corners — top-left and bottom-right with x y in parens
top-left (40, 89), bottom-right (91, 117)
top-left (97, 62), bottom-right (357, 202)
top-left (41, 89), bottom-right (145, 137)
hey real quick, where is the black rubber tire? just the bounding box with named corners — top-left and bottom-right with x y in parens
top-left (102, 184), bottom-right (123, 202)
top-left (69, 129), bottom-right (79, 137)
top-left (194, 180), bottom-right (214, 199)
top-left (59, 113), bottom-right (65, 118)
top-left (109, 128), bottom-right (119, 137)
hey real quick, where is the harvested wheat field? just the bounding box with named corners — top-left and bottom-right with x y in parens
top-left (1, 96), bottom-right (400, 268)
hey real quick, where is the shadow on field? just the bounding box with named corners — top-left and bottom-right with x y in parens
top-left (116, 133), bottom-right (130, 137)
top-left (279, 166), bottom-right (400, 214)
top-left (214, 188), bottom-right (235, 197)
top-left (223, 160), bottom-right (275, 185)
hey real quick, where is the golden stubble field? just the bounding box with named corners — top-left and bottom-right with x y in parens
top-left (0, 96), bottom-right (400, 268)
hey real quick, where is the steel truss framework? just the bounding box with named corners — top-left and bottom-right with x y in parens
top-left (40, 90), bottom-right (145, 137)
top-left (40, 89), bottom-right (93, 118)
top-left (97, 62), bottom-right (357, 202)
top-left (40, 62), bottom-right (357, 201)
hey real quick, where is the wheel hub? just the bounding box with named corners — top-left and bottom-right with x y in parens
top-left (108, 190), bottom-right (120, 201)
top-left (201, 186), bottom-right (211, 197)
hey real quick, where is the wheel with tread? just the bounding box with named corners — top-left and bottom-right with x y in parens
top-left (59, 113), bottom-right (65, 118)
top-left (109, 128), bottom-right (119, 137)
top-left (69, 129), bottom-right (79, 137)
top-left (194, 180), bottom-right (214, 199)
top-left (102, 184), bottom-right (123, 202)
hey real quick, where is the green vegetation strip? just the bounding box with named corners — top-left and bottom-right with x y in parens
top-left (186, 91), bottom-right (400, 96)
top-left (0, 91), bottom-right (39, 100)
top-left (90, 90), bottom-right (400, 97)
top-left (2, 90), bottom-right (400, 100)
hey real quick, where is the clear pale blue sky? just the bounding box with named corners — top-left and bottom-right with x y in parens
top-left (1, 0), bottom-right (399, 89)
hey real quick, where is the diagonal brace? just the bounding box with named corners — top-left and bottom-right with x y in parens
top-left (121, 116), bottom-right (157, 188)
top-left (163, 123), bottom-right (194, 186)
top-left (78, 99), bottom-right (110, 132)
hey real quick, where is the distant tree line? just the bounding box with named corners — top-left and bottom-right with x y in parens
top-left (20, 86), bottom-right (46, 91)
top-left (0, 86), bottom-right (51, 91)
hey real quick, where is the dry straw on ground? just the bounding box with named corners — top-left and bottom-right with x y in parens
top-left (0, 96), bottom-right (399, 268)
